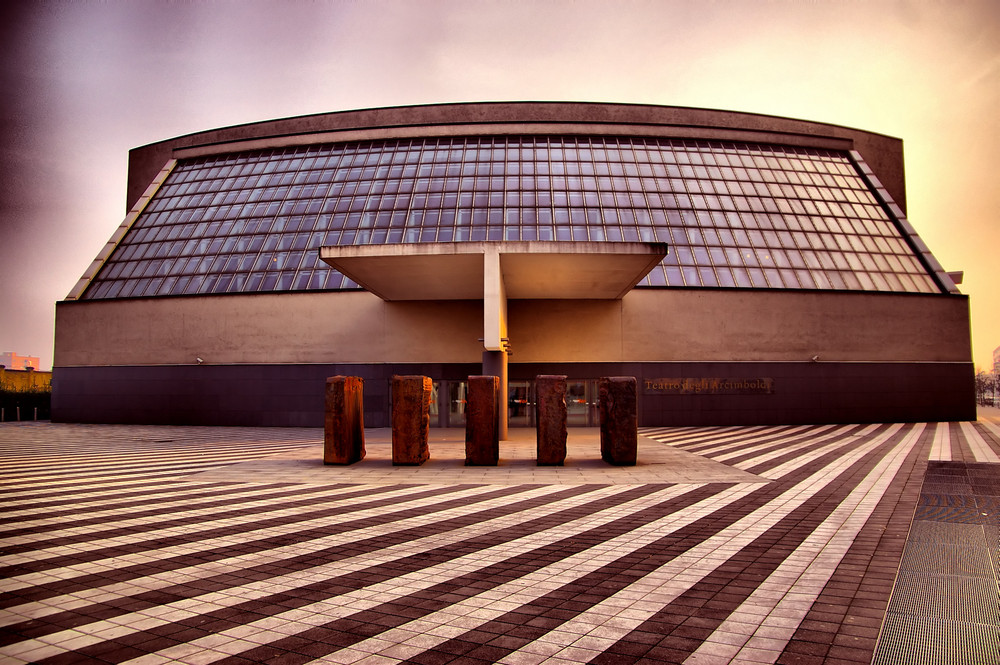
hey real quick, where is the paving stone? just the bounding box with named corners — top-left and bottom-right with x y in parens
top-left (2, 415), bottom-right (997, 665)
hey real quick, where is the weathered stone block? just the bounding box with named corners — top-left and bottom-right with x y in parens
top-left (392, 375), bottom-right (431, 465)
top-left (324, 376), bottom-right (366, 465)
top-left (536, 375), bottom-right (567, 466)
top-left (600, 376), bottom-right (638, 466)
top-left (465, 375), bottom-right (500, 466)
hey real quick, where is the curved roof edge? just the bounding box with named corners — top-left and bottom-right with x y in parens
top-left (126, 101), bottom-right (906, 214)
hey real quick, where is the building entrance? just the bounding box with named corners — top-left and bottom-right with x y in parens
top-left (433, 378), bottom-right (598, 428)
top-left (508, 380), bottom-right (534, 428)
top-left (431, 380), bottom-right (468, 428)
top-left (506, 378), bottom-right (599, 428)
top-left (566, 380), bottom-right (599, 427)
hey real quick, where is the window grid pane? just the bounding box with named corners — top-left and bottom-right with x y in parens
top-left (83, 136), bottom-right (940, 299)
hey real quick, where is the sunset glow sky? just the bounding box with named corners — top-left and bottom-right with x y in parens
top-left (2, 0), bottom-right (999, 372)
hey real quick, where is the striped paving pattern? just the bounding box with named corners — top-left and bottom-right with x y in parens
top-left (0, 419), bottom-right (998, 664)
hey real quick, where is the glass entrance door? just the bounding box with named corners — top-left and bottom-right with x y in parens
top-left (508, 380), bottom-right (534, 428)
top-left (566, 380), bottom-right (599, 427)
top-left (505, 379), bottom-right (599, 427)
top-left (447, 380), bottom-right (467, 428)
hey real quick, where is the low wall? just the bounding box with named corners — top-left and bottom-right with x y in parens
top-left (1, 368), bottom-right (52, 421)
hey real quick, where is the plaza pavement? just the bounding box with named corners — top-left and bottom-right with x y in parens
top-left (0, 413), bottom-right (998, 664)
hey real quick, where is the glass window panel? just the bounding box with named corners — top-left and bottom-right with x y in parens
top-left (896, 273), bottom-right (916, 291)
top-left (868, 272), bottom-right (889, 290)
top-left (746, 268), bottom-right (766, 287)
top-left (777, 269), bottom-right (798, 288)
top-left (732, 267), bottom-right (752, 287)
top-left (698, 267), bottom-right (719, 287)
top-left (83, 137), bottom-right (939, 299)
top-left (840, 271), bottom-right (861, 290)
top-left (715, 267), bottom-right (735, 287)
top-left (826, 271), bottom-right (846, 290)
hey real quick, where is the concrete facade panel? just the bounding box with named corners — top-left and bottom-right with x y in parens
top-left (383, 301), bottom-right (483, 363)
top-left (55, 292), bottom-right (483, 367)
top-left (56, 289), bottom-right (971, 370)
top-left (619, 289), bottom-right (972, 363)
top-left (507, 300), bottom-right (624, 362)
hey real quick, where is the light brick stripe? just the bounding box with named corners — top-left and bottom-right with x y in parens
top-left (930, 421), bottom-right (951, 461)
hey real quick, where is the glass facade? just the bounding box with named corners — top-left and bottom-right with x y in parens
top-left (82, 135), bottom-right (941, 300)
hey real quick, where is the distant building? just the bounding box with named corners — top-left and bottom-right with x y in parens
top-left (0, 352), bottom-right (40, 371)
top-left (54, 102), bottom-right (975, 427)
top-left (993, 346), bottom-right (1000, 376)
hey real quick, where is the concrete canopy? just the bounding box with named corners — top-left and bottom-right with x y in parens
top-left (318, 241), bottom-right (668, 301)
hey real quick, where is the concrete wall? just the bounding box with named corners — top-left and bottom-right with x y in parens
top-left (52, 288), bottom-right (974, 426)
top-left (54, 291), bottom-right (484, 367)
top-left (510, 290), bottom-right (972, 363)
top-left (55, 289), bottom-right (971, 368)
top-left (51, 360), bottom-right (975, 427)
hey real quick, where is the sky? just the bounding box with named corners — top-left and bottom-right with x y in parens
top-left (1, 0), bottom-right (998, 372)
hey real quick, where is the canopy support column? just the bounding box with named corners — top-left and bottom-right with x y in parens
top-left (483, 246), bottom-right (509, 439)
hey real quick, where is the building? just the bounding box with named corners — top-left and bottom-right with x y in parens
top-left (53, 102), bottom-right (975, 428)
top-left (1, 352), bottom-right (40, 371)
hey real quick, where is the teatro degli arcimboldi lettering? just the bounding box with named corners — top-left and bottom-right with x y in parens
top-left (644, 378), bottom-right (774, 395)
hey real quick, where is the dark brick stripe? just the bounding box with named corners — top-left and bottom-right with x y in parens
top-left (0, 480), bottom-right (263, 515)
top-left (397, 425), bottom-right (911, 665)
top-left (0, 479), bottom-right (262, 510)
top-left (0, 481), bottom-right (422, 565)
top-left (0, 438), bottom-right (314, 458)
top-left (0, 442), bottom-right (314, 468)
top-left (0, 440), bottom-right (314, 477)
top-left (586, 425), bottom-right (921, 664)
top-left (0, 482), bottom-right (314, 527)
top-left (0, 482), bottom-right (382, 546)
top-left (713, 424), bottom-right (866, 468)
top-left (0, 431), bottom-right (318, 450)
top-left (0, 466), bottom-right (272, 495)
top-left (743, 424), bottom-right (891, 476)
top-left (0, 453), bottom-right (299, 486)
top-left (0, 483), bottom-right (498, 609)
top-left (675, 426), bottom-right (807, 455)
top-left (16, 483), bottom-right (639, 653)
top-left (950, 421), bottom-right (974, 462)
top-left (776, 422), bottom-right (933, 665)
top-left (646, 426), bottom-right (789, 453)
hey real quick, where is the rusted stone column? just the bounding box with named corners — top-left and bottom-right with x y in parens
top-left (536, 375), bottom-right (567, 466)
top-left (599, 376), bottom-right (638, 466)
top-left (392, 375), bottom-right (432, 465)
top-left (465, 375), bottom-right (500, 466)
top-left (324, 376), bottom-right (366, 464)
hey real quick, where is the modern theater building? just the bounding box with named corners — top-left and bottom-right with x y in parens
top-left (53, 102), bottom-right (975, 428)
